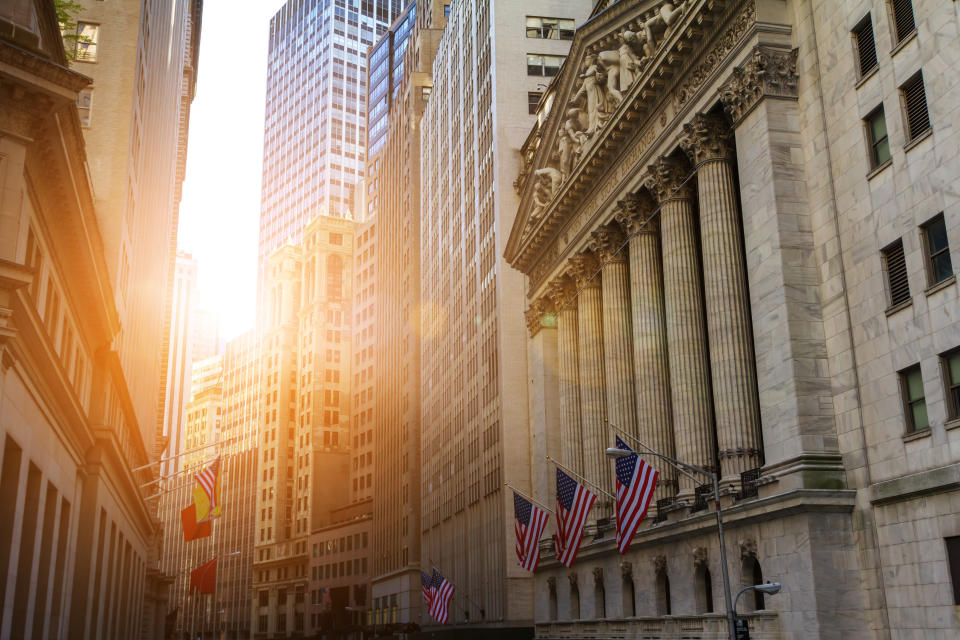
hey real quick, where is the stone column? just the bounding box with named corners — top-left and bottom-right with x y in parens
top-left (547, 276), bottom-right (584, 476)
top-left (588, 224), bottom-right (638, 444)
top-left (614, 194), bottom-right (677, 502)
top-left (525, 297), bottom-right (561, 506)
top-left (680, 113), bottom-right (762, 488)
top-left (720, 45), bottom-right (844, 491)
top-left (645, 157), bottom-right (716, 498)
top-left (567, 253), bottom-right (612, 516)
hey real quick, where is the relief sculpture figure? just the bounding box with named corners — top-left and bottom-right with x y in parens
top-left (571, 54), bottom-right (606, 135)
top-left (642, 1), bottom-right (690, 54)
top-left (597, 49), bottom-right (624, 104)
top-left (617, 30), bottom-right (647, 89)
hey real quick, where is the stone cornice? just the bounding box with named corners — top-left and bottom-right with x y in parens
top-left (0, 39), bottom-right (92, 95)
top-left (507, 0), bottom-right (760, 287)
top-left (719, 44), bottom-right (798, 125)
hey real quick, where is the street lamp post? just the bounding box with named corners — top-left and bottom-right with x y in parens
top-left (605, 443), bottom-right (737, 640)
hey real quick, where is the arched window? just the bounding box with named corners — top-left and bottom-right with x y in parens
top-left (569, 574), bottom-right (580, 620)
top-left (326, 254), bottom-right (343, 299)
top-left (593, 568), bottom-right (606, 619)
top-left (622, 567), bottom-right (636, 617)
top-left (655, 569), bottom-right (671, 616)
top-left (741, 555), bottom-right (765, 611)
top-left (695, 564), bottom-right (714, 613)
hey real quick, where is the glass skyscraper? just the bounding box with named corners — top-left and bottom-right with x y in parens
top-left (259, 0), bottom-right (400, 267)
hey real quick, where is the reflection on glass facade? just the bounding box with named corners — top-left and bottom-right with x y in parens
top-left (366, 2), bottom-right (415, 158)
top-left (259, 0), bottom-right (400, 267)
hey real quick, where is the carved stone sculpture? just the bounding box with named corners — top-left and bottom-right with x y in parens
top-left (593, 566), bottom-right (604, 585)
top-left (597, 49), bottom-right (624, 104)
top-left (617, 30), bottom-right (647, 89)
top-left (571, 54), bottom-right (607, 135)
top-left (739, 537), bottom-right (758, 560)
top-left (692, 546), bottom-right (708, 568)
top-left (652, 554), bottom-right (667, 574)
top-left (620, 561), bottom-right (634, 580)
top-left (642, 1), bottom-right (691, 54)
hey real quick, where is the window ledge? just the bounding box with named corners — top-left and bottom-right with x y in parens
top-left (890, 30), bottom-right (918, 57)
top-left (903, 427), bottom-right (931, 443)
top-left (905, 128), bottom-right (933, 153)
top-left (855, 65), bottom-right (879, 89)
top-left (925, 274), bottom-right (955, 297)
top-left (867, 158), bottom-right (892, 181)
top-left (885, 298), bottom-right (912, 316)
top-left (946, 418), bottom-right (960, 432)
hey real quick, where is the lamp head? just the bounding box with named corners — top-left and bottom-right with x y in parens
top-left (755, 582), bottom-right (781, 595)
top-left (605, 447), bottom-right (631, 459)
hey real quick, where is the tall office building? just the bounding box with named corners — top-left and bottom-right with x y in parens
top-left (74, 0), bottom-right (203, 451)
top-left (418, 0), bottom-right (589, 633)
top-left (191, 307), bottom-right (222, 362)
top-left (367, 0), bottom-right (445, 628)
top-left (258, 0), bottom-right (400, 268)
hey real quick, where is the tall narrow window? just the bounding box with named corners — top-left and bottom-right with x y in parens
top-left (940, 348), bottom-right (960, 421)
top-left (865, 107), bottom-right (891, 168)
top-left (921, 214), bottom-right (952, 286)
top-left (947, 536), bottom-right (960, 605)
top-left (899, 364), bottom-right (929, 432)
top-left (900, 71), bottom-right (930, 142)
top-left (853, 15), bottom-right (878, 77)
top-left (882, 238), bottom-right (910, 307)
top-left (528, 91), bottom-right (543, 115)
top-left (889, 0), bottom-right (916, 44)
top-left (74, 22), bottom-right (99, 62)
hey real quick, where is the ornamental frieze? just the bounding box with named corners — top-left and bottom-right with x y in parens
top-left (507, 0), bottom-right (761, 289)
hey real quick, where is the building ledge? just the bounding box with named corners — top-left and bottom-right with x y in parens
top-left (869, 462), bottom-right (960, 505)
top-left (536, 610), bottom-right (780, 639)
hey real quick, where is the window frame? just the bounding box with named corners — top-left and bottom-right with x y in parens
top-left (888, 0), bottom-right (917, 45)
top-left (899, 71), bottom-right (931, 144)
top-left (74, 22), bottom-right (100, 63)
top-left (526, 16), bottom-right (575, 40)
top-left (920, 213), bottom-right (952, 287)
top-left (852, 14), bottom-right (878, 79)
top-left (898, 364), bottom-right (929, 433)
top-left (526, 53), bottom-right (565, 77)
top-left (864, 105), bottom-right (891, 169)
top-left (881, 237), bottom-right (911, 309)
top-left (940, 347), bottom-right (960, 422)
top-left (528, 91), bottom-right (543, 115)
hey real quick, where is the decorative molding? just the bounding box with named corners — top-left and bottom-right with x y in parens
top-left (568, 253), bottom-right (601, 289)
top-left (592, 566), bottom-right (604, 585)
top-left (692, 546), bottom-right (708, 567)
top-left (644, 156), bottom-right (693, 203)
top-left (547, 275), bottom-right (579, 310)
top-left (679, 112), bottom-right (735, 165)
top-left (547, 576), bottom-right (557, 593)
top-left (525, 297), bottom-right (556, 337)
top-left (614, 191), bottom-right (659, 236)
top-left (739, 537), bottom-right (758, 560)
top-left (620, 561), bottom-right (633, 580)
top-left (719, 45), bottom-right (799, 125)
top-left (588, 224), bottom-right (628, 263)
top-left (652, 554), bottom-right (667, 574)
top-left (568, 572), bottom-right (579, 588)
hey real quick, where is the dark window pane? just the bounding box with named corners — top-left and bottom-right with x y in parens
top-left (933, 254), bottom-right (953, 283)
top-left (854, 16), bottom-right (878, 77)
top-left (883, 239), bottom-right (910, 306)
top-left (946, 536), bottom-right (960, 605)
top-left (891, 0), bottom-right (916, 42)
top-left (902, 73), bottom-right (930, 141)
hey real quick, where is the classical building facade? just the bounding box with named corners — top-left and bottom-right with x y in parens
top-left (418, 0), bottom-right (591, 635)
top-left (505, 0), bottom-right (960, 638)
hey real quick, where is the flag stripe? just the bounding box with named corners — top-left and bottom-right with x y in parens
top-left (555, 469), bottom-right (596, 568)
top-left (614, 437), bottom-right (659, 554)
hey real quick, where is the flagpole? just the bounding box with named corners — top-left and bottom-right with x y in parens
top-left (427, 558), bottom-right (485, 619)
top-left (545, 456), bottom-right (615, 500)
top-left (605, 420), bottom-right (702, 485)
top-left (605, 420), bottom-right (737, 640)
top-left (503, 482), bottom-right (554, 514)
top-left (131, 435), bottom-right (237, 473)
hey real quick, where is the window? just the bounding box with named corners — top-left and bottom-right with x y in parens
top-left (329, 232), bottom-right (343, 245)
top-left (74, 22), bottom-right (99, 62)
top-left (77, 88), bottom-right (93, 127)
top-left (526, 54), bottom-right (565, 77)
top-left (865, 107), bottom-right (890, 168)
top-left (527, 91), bottom-right (542, 115)
top-left (921, 214), bottom-right (952, 286)
top-left (889, 0), bottom-right (916, 44)
top-left (941, 349), bottom-right (960, 421)
top-left (900, 72), bottom-right (930, 142)
top-left (444, 3), bottom-right (450, 18)
top-left (899, 364), bottom-right (928, 432)
top-left (259, 590), bottom-right (269, 606)
top-left (852, 15), bottom-right (878, 78)
top-left (526, 16), bottom-right (575, 40)
top-left (947, 536), bottom-right (960, 604)
top-left (882, 239), bottom-right (910, 307)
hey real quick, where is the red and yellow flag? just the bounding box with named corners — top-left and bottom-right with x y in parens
top-left (180, 503), bottom-right (211, 541)
top-left (193, 456), bottom-right (222, 521)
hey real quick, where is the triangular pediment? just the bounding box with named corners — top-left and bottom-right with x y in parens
top-left (505, 0), bottom-right (723, 268)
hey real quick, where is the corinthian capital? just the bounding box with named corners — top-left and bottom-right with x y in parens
top-left (547, 275), bottom-right (578, 309)
top-left (524, 297), bottom-right (556, 337)
top-left (644, 156), bottom-right (693, 204)
top-left (719, 45), bottom-right (799, 125)
top-left (679, 113), bottom-right (735, 165)
top-left (614, 191), bottom-right (658, 236)
top-left (589, 224), bottom-right (628, 263)
top-left (568, 252), bottom-right (601, 289)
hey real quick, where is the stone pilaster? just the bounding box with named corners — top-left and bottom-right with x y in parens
top-left (567, 253), bottom-right (612, 515)
top-left (526, 297), bottom-right (561, 504)
top-left (615, 194), bottom-right (676, 501)
top-left (588, 224), bottom-right (638, 448)
top-left (645, 156), bottom-right (716, 498)
top-left (548, 276), bottom-right (584, 476)
top-left (680, 113), bottom-right (762, 487)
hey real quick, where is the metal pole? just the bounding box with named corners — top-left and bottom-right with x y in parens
top-left (713, 473), bottom-right (736, 640)
top-left (503, 482), bottom-right (555, 513)
top-left (545, 456), bottom-right (616, 500)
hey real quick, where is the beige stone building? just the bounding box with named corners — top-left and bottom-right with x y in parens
top-left (504, 0), bottom-right (960, 638)
top-left (418, 0), bottom-right (592, 634)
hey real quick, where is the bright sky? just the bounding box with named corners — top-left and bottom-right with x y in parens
top-left (176, 0), bottom-right (287, 341)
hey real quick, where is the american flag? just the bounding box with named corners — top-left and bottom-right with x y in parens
top-left (513, 491), bottom-right (549, 572)
top-left (420, 570), bottom-right (434, 608)
top-left (428, 568), bottom-right (454, 624)
top-left (194, 456), bottom-right (220, 511)
top-left (554, 468), bottom-right (596, 567)
top-left (614, 436), bottom-right (658, 554)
